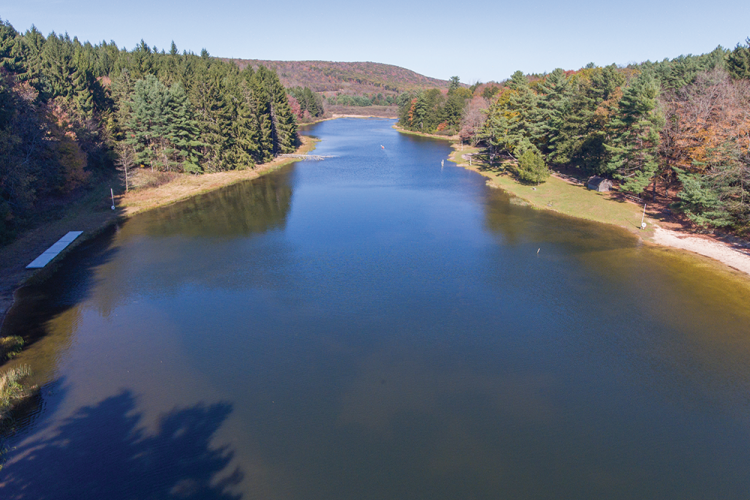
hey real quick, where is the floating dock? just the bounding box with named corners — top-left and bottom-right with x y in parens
top-left (26, 231), bottom-right (83, 269)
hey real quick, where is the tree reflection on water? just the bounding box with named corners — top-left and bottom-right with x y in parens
top-left (1, 390), bottom-right (241, 500)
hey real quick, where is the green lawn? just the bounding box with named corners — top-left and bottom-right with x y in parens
top-left (449, 145), bottom-right (654, 238)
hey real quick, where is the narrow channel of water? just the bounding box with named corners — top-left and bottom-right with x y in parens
top-left (2, 118), bottom-right (749, 499)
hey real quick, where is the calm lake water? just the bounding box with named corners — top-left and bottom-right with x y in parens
top-left (2, 118), bottom-right (750, 499)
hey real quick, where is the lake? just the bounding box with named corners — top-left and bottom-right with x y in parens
top-left (2, 118), bottom-right (750, 499)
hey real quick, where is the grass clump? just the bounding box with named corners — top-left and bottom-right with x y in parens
top-left (0, 365), bottom-right (31, 415)
top-left (0, 365), bottom-right (33, 469)
top-left (0, 336), bottom-right (24, 360)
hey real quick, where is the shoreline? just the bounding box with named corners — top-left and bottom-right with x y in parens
top-left (392, 125), bottom-right (458, 141)
top-left (4, 119), bottom-right (750, 335)
top-left (0, 136), bottom-right (318, 335)
top-left (443, 141), bottom-right (750, 279)
top-left (299, 113), bottom-right (398, 128)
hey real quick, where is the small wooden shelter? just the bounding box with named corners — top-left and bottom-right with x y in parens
top-left (587, 176), bottom-right (613, 192)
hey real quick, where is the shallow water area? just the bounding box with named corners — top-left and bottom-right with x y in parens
top-left (2, 118), bottom-right (750, 499)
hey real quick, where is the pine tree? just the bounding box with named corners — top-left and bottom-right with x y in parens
top-left (443, 76), bottom-right (466, 130)
top-left (553, 65), bottom-right (625, 173)
top-left (413, 91), bottom-right (428, 130)
top-left (189, 62), bottom-right (231, 171)
top-left (726, 38), bottom-right (750, 80)
top-left (249, 66), bottom-right (276, 162)
top-left (167, 81), bottom-right (202, 173)
top-left (604, 71), bottom-right (665, 194)
top-left (39, 33), bottom-right (77, 99)
top-left (480, 71), bottom-right (539, 157)
top-left (127, 74), bottom-right (171, 170)
top-left (0, 19), bottom-right (24, 74)
top-left (535, 68), bottom-right (572, 158)
top-left (267, 70), bottom-right (297, 154)
top-left (517, 147), bottom-right (550, 184)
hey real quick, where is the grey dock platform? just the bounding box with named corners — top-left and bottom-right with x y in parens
top-left (26, 231), bottom-right (83, 269)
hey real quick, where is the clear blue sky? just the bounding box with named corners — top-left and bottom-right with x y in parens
top-left (3, 0), bottom-right (749, 83)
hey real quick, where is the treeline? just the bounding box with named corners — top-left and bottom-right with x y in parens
top-left (475, 41), bottom-right (750, 230)
top-left (0, 19), bottom-right (299, 243)
top-left (327, 92), bottom-right (396, 107)
top-left (398, 41), bottom-right (750, 232)
top-left (397, 77), bottom-right (473, 134)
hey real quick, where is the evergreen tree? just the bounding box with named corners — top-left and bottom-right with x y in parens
top-left (0, 19), bottom-right (24, 74)
top-left (167, 81), bottom-right (202, 173)
top-left (553, 65), bottom-right (625, 173)
top-left (443, 76), bottom-right (466, 129)
top-left (127, 74), bottom-right (171, 170)
top-left (480, 71), bottom-right (539, 157)
top-left (249, 67), bottom-right (275, 163)
top-left (727, 38), bottom-right (750, 80)
top-left (39, 32), bottom-right (77, 99)
top-left (535, 68), bottom-right (572, 158)
top-left (267, 70), bottom-right (297, 154)
top-left (604, 71), bottom-right (665, 194)
top-left (517, 147), bottom-right (550, 184)
top-left (189, 62), bottom-right (231, 171)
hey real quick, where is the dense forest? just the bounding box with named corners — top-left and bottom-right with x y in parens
top-left (0, 19), bottom-right (299, 243)
top-left (397, 77), bottom-right (473, 135)
top-left (2, 15), bottom-right (750, 241)
top-left (398, 41), bottom-right (750, 233)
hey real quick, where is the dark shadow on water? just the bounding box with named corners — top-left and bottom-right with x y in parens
top-left (0, 222), bottom-right (122, 364)
top-left (138, 169), bottom-right (294, 239)
top-left (0, 390), bottom-right (241, 500)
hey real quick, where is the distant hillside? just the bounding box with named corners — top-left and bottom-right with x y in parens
top-left (227, 59), bottom-right (452, 95)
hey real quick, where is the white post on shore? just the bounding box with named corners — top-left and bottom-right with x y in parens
top-left (111, 188), bottom-right (116, 211)
top-left (641, 203), bottom-right (647, 229)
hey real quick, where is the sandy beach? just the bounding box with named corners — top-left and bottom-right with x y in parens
top-left (652, 227), bottom-right (750, 276)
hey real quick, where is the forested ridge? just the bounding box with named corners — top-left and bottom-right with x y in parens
top-left (230, 59), bottom-right (452, 93)
top-left (398, 41), bottom-right (750, 233)
top-left (0, 19), bottom-right (299, 244)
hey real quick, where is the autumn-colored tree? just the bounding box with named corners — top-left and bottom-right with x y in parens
top-left (287, 94), bottom-right (302, 119)
top-left (459, 95), bottom-right (489, 146)
top-left (660, 69), bottom-right (750, 192)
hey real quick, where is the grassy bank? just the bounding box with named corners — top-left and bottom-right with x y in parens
top-left (120, 136), bottom-right (317, 216)
top-left (447, 145), bottom-right (653, 237)
top-left (392, 125), bottom-right (459, 141)
top-left (0, 135), bottom-right (318, 348)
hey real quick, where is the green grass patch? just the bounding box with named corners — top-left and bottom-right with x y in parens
top-left (449, 146), bottom-right (653, 237)
top-left (0, 337), bottom-right (24, 360)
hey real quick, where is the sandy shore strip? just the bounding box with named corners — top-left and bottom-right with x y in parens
top-left (442, 141), bottom-right (750, 279)
top-left (652, 227), bottom-right (750, 276)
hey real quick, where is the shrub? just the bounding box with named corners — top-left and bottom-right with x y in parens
top-left (517, 148), bottom-right (550, 185)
